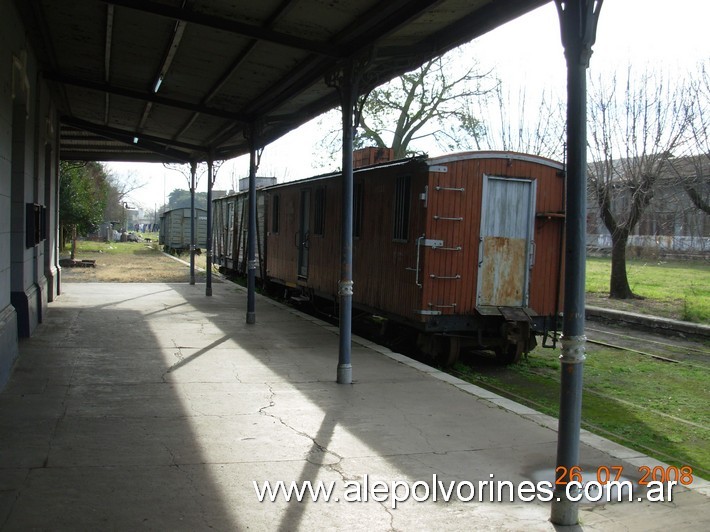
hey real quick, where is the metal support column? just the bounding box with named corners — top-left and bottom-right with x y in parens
top-left (189, 161), bottom-right (196, 286)
top-left (206, 156), bottom-right (214, 297)
top-left (551, 0), bottom-right (602, 526)
top-left (246, 126), bottom-right (258, 324)
top-left (336, 62), bottom-right (359, 385)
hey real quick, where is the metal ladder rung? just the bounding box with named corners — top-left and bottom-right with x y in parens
top-left (433, 245), bottom-right (462, 251)
top-left (433, 215), bottom-right (463, 221)
top-left (429, 274), bottom-right (461, 280)
top-left (435, 186), bottom-right (465, 192)
top-left (428, 302), bottom-right (457, 309)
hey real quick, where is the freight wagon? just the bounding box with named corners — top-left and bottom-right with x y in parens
top-left (216, 150), bottom-right (565, 364)
top-left (159, 207), bottom-right (208, 253)
top-left (212, 192), bottom-right (267, 279)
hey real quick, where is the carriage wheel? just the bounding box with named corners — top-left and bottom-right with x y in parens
top-left (435, 335), bottom-right (461, 367)
top-left (494, 341), bottom-right (524, 365)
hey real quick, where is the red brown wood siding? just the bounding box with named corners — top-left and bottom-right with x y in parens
top-left (265, 152), bottom-right (564, 330)
top-left (420, 153), bottom-right (564, 318)
top-left (266, 160), bottom-right (429, 321)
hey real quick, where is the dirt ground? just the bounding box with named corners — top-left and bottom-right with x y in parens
top-left (585, 292), bottom-right (685, 321)
top-left (59, 243), bottom-right (209, 283)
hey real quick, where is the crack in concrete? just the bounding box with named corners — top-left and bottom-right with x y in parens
top-left (161, 340), bottom-right (186, 382)
top-left (1, 384), bottom-right (72, 529)
top-left (258, 384), bottom-right (343, 466)
top-left (256, 385), bottom-right (399, 529)
top-left (43, 384), bottom-right (72, 469)
top-left (0, 468), bottom-right (32, 530)
top-left (161, 444), bottom-right (220, 531)
top-left (172, 340), bottom-right (186, 363)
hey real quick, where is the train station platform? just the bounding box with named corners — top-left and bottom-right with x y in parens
top-left (1, 282), bottom-right (708, 530)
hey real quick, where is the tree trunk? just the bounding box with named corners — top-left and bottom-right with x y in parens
top-left (70, 225), bottom-right (77, 260)
top-left (684, 184), bottom-right (710, 215)
top-left (609, 231), bottom-right (634, 299)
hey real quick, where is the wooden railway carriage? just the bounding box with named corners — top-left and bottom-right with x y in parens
top-left (263, 151), bottom-right (565, 364)
top-left (213, 192), bottom-right (267, 279)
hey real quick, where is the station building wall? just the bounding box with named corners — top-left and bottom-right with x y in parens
top-left (0, 0), bottom-right (61, 390)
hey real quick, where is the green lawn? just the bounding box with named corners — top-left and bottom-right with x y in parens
top-left (451, 256), bottom-right (710, 479)
top-left (453, 344), bottom-right (710, 478)
top-left (586, 257), bottom-right (710, 323)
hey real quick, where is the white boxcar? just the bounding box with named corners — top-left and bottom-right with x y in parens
top-left (159, 207), bottom-right (208, 253)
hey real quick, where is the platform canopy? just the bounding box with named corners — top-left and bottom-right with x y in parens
top-left (18, 0), bottom-right (547, 163)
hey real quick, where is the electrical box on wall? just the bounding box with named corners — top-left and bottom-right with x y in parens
top-left (25, 203), bottom-right (46, 248)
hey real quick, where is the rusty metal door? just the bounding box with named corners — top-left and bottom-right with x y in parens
top-left (476, 175), bottom-right (536, 309)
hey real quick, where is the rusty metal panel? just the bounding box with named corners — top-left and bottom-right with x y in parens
top-left (476, 175), bottom-right (536, 309)
top-left (478, 236), bottom-right (528, 306)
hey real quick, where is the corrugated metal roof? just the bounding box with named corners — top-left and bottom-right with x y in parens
top-left (17, 0), bottom-right (548, 163)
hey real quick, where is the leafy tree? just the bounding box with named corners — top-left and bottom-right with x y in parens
top-left (166, 189), bottom-right (208, 210)
top-left (587, 68), bottom-right (692, 299)
top-left (59, 161), bottom-right (110, 258)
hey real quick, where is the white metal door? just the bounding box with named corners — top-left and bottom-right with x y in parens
top-left (476, 175), bottom-right (536, 308)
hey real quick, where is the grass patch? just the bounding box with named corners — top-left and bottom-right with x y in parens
top-left (586, 257), bottom-right (710, 323)
top-left (453, 344), bottom-right (710, 478)
top-left (60, 238), bottom-right (209, 283)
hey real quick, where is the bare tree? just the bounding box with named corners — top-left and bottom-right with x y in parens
top-left (163, 161), bottom-right (208, 190)
top-left (318, 51), bottom-right (497, 161)
top-left (675, 61), bottom-right (710, 215)
top-left (468, 84), bottom-right (566, 160)
top-left (587, 68), bottom-right (691, 299)
top-left (104, 170), bottom-right (145, 222)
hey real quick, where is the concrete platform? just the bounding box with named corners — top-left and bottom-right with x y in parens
top-left (0, 282), bottom-right (708, 531)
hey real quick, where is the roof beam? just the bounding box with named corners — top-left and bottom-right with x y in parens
top-left (62, 118), bottom-right (205, 153)
top-left (422, 0), bottom-right (550, 56)
top-left (102, 0), bottom-right (343, 57)
top-left (173, 40), bottom-right (256, 140)
top-left (61, 117), bottom-right (195, 162)
top-left (336, 0), bottom-right (445, 52)
top-left (104, 4), bottom-right (114, 124)
top-left (174, 0), bottom-right (299, 140)
top-left (44, 72), bottom-right (248, 123)
top-left (138, 16), bottom-right (187, 131)
top-left (60, 151), bottom-right (185, 164)
top-left (243, 0), bottom-right (445, 118)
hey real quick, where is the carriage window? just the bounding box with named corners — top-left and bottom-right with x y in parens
top-left (393, 175), bottom-right (411, 241)
top-left (353, 182), bottom-right (363, 238)
top-left (271, 194), bottom-right (280, 234)
top-left (313, 186), bottom-right (326, 236)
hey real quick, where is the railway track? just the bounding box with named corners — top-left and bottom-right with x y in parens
top-left (447, 315), bottom-right (710, 478)
top-left (584, 321), bottom-right (709, 368)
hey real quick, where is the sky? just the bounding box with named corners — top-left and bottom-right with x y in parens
top-left (106, 0), bottom-right (710, 211)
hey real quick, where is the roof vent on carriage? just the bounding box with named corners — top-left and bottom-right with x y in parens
top-left (352, 147), bottom-right (394, 169)
top-left (238, 176), bottom-right (277, 192)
